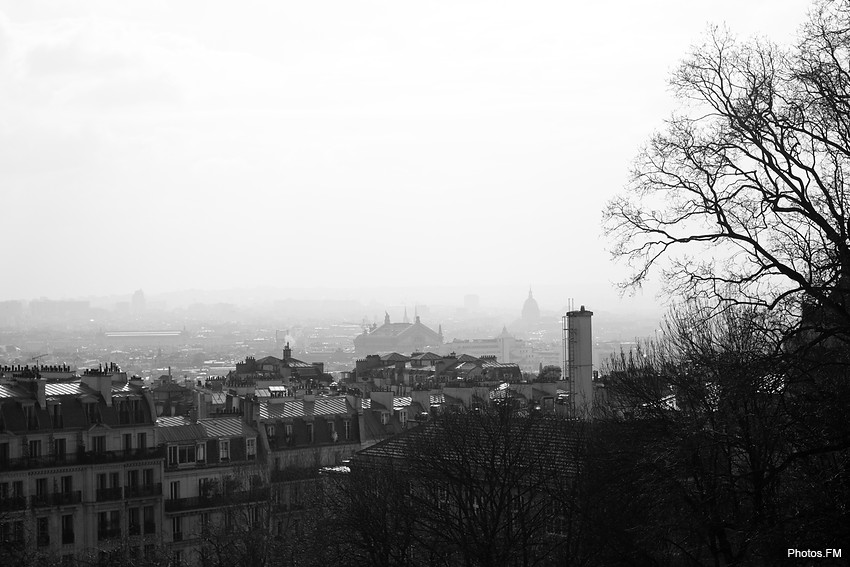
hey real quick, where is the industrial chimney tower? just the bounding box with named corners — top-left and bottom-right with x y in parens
top-left (562, 302), bottom-right (593, 418)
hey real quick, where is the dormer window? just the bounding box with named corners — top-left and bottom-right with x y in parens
top-left (50, 404), bottom-right (62, 429)
top-left (23, 404), bottom-right (37, 430)
top-left (247, 439), bottom-right (256, 459)
top-left (85, 403), bottom-right (99, 425)
top-left (219, 440), bottom-right (230, 461)
top-left (381, 413), bottom-right (390, 426)
top-left (399, 410), bottom-right (408, 426)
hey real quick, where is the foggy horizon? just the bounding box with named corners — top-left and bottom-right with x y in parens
top-left (0, 0), bottom-right (811, 312)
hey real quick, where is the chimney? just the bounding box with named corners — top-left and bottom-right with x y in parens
top-left (411, 389), bottom-right (431, 415)
top-left (36, 379), bottom-right (46, 409)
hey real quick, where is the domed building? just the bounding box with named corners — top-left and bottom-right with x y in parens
top-left (521, 288), bottom-right (540, 323)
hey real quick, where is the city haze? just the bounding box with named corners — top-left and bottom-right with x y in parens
top-left (0, 0), bottom-right (810, 303)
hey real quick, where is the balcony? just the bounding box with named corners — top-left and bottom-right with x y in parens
top-left (81, 447), bottom-right (164, 465)
top-left (31, 491), bottom-right (83, 508)
top-left (125, 483), bottom-right (162, 499)
top-left (164, 495), bottom-right (216, 513)
top-left (52, 491), bottom-right (82, 506)
top-left (96, 487), bottom-right (123, 502)
top-left (164, 488), bottom-right (270, 513)
top-left (30, 494), bottom-right (50, 508)
top-left (97, 527), bottom-right (121, 541)
top-left (62, 530), bottom-right (75, 545)
top-left (0, 447), bottom-right (164, 472)
top-left (0, 496), bottom-right (26, 512)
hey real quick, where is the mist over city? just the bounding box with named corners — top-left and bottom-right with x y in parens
top-left (2, 1), bottom-right (849, 566)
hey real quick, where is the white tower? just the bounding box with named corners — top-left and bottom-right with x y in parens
top-left (564, 305), bottom-right (593, 417)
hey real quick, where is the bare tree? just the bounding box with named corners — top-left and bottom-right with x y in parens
top-left (332, 405), bottom-right (586, 567)
top-left (604, 1), bottom-right (850, 339)
top-left (600, 303), bottom-right (850, 565)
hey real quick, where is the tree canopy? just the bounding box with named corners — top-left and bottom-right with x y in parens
top-left (605, 0), bottom-right (850, 336)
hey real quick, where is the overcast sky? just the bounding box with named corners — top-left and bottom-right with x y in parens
top-left (0, 0), bottom-right (812, 309)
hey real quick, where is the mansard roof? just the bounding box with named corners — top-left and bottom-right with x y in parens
top-left (258, 397), bottom-right (350, 420)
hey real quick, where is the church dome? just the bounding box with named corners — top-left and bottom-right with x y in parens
top-left (522, 289), bottom-right (540, 321)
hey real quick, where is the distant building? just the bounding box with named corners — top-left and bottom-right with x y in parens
top-left (521, 288), bottom-right (541, 323)
top-left (441, 326), bottom-right (534, 371)
top-left (353, 313), bottom-right (443, 355)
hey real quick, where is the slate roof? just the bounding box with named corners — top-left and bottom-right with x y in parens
top-left (198, 417), bottom-right (254, 438)
top-left (45, 382), bottom-right (86, 396)
top-left (0, 384), bottom-right (22, 398)
top-left (411, 352), bottom-right (442, 361)
top-left (258, 397), bottom-right (350, 420)
top-left (380, 353), bottom-right (411, 363)
top-left (356, 415), bottom-right (581, 477)
top-left (157, 420), bottom-right (208, 443)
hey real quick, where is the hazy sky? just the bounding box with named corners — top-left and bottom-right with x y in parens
top-left (0, 0), bottom-right (812, 309)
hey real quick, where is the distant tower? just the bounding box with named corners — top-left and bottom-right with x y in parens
top-left (563, 304), bottom-right (593, 417)
top-left (131, 289), bottom-right (146, 314)
top-left (403, 307), bottom-right (410, 324)
top-left (522, 288), bottom-right (540, 322)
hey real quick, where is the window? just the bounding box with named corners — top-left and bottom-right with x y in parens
top-left (219, 440), bottom-right (230, 461)
top-left (284, 423), bottom-right (293, 440)
top-left (97, 473), bottom-right (108, 491)
top-left (128, 507), bottom-right (140, 535)
top-left (399, 410), bottom-right (407, 426)
top-left (137, 432), bottom-right (147, 449)
top-left (127, 469), bottom-right (139, 488)
top-left (37, 517), bottom-right (49, 547)
top-left (169, 445), bottom-right (196, 465)
top-left (196, 443), bottom-right (206, 463)
top-left (266, 424), bottom-right (275, 437)
top-left (123, 433), bottom-right (133, 451)
top-left (0, 443), bottom-right (8, 465)
top-left (51, 404), bottom-right (62, 428)
top-left (344, 420), bottom-right (351, 440)
top-left (85, 403), bottom-right (98, 424)
top-left (143, 506), bottom-right (155, 534)
top-left (380, 412), bottom-right (390, 425)
top-left (60, 475), bottom-right (73, 494)
top-left (12, 481), bottom-right (22, 498)
top-left (307, 423), bottom-right (314, 443)
top-left (246, 439), bottom-right (256, 459)
top-left (54, 437), bottom-right (66, 460)
top-left (29, 439), bottom-right (42, 458)
top-left (143, 469), bottom-right (153, 487)
top-left (62, 514), bottom-right (74, 544)
top-left (172, 517), bottom-right (182, 542)
top-left (169, 481), bottom-right (180, 500)
top-left (24, 405), bottom-right (37, 430)
top-left (327, 421), bottom-right (335, 436)
top-left (98, 511), bottom-right (120, 540)
top-left (92, 435), bottom-right (106, 453)
top-left (35, 477), bottom-right (47, 497)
